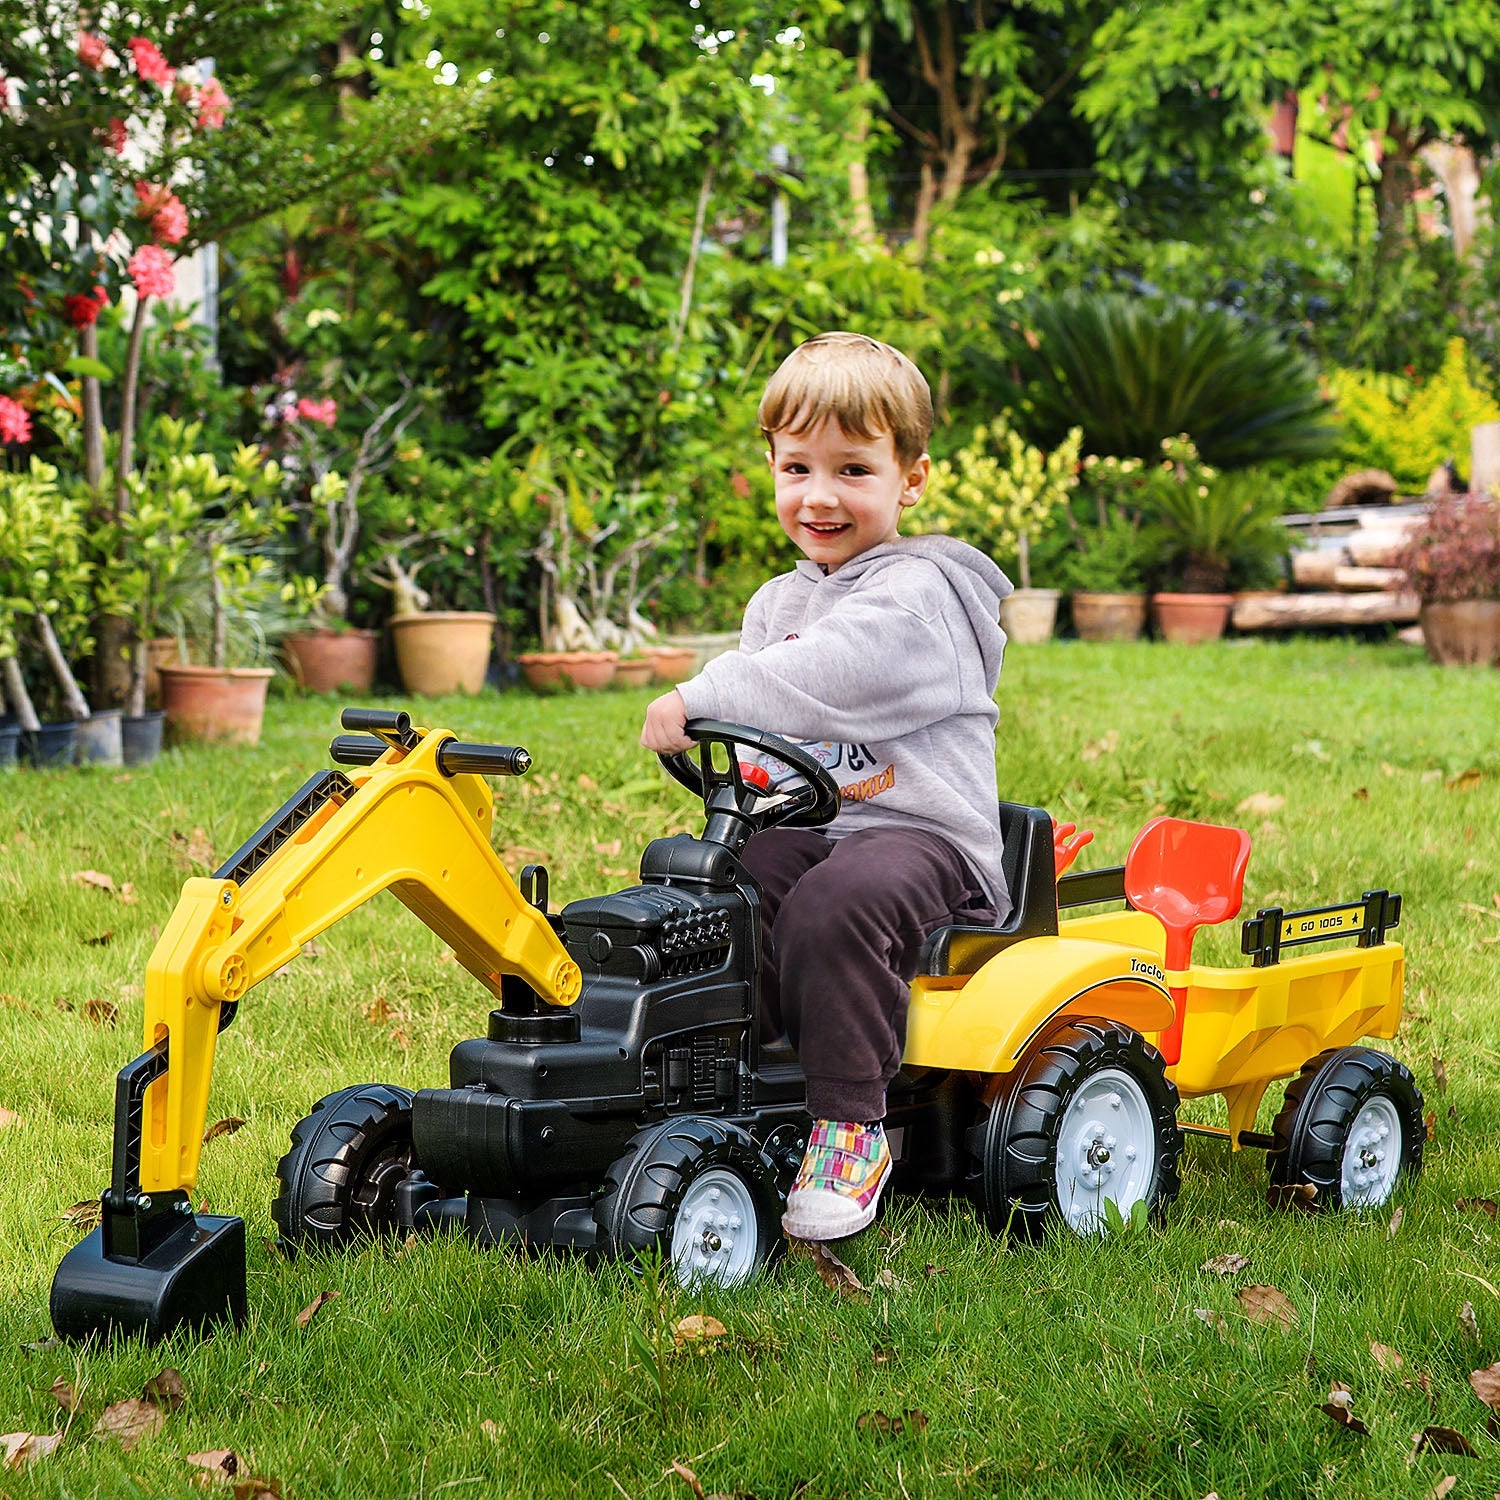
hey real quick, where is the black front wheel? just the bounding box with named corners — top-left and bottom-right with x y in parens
top-left (976, 1020), bottom-right (1181, 1240)
top-left (594, 1117), bottom-right (784, 1288)
top-left (1268, 1047), bottom-right (1424, 1210)
top-left (272, 1083), bottom-right (416, 1253)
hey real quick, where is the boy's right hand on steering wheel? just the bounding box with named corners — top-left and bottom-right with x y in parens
top-left (641, 689), bottom-right (694, 754)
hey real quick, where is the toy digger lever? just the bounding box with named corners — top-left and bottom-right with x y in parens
top-left (50, 708), bottom-right (581, 1343)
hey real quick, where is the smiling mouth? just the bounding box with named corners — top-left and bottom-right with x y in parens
top-left (803, 522), bottom-right (849, 534)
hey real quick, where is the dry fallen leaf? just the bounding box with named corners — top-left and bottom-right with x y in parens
top-left (1460, 1301), bottom-right (1481, 1345)
top-left (1425, 1478), bottom-right (1456, 1500)
top-left (593, 838), bottom-right (623, 857)
top-left (1445, 768), bottom-right (1482, 794)
top-left (295, 1290), bottom-right (339, 1328)
top-left (2, 1430), bottom-right (63, 1469)
top-left (1471, 1361), bottom-right (1500, 1410)
top-left (872, 1345), bottom-right (896, 1367)
top-left (144, 1367), bottom-right (185, 1412)
top-left (71, 869), bottom-right (117, 893)
top-left (365, 996), bottom-right (391, 1024)
top-left (118, 882), bottom-right (138, 905)
top-left (1201, 1252), bottom-right (1250, 1276)
top-left (670, 1459), bottom-right (707, 1500)
top-left (1193, 1308), bottom-right (1228, 1337)
top-left (0, 1107), bottom-right (20, 1130)
top-left (791, 1239), bottom-right (867, 1298)
top-left (1236, 792), bottom-right (1286, 816)
top-left (203, 1118), bottom-right (246, 1145)
top-left (1267, 1182), bottom-right (1318, 1213)
top-left (479, 1420), bottom-right (501, 1441)
top-left (1352, 786), bottom-right (1369, 802)
top-left (49, 1376), bottom-right (77, 1412)
top-left (82, 998), bottom-right (118, 1028)
top-left (923, 1262), bottom-right (948, 1278)
top-left (1433, 1057), bottom-right (1448, 1094)
top-left (231, 1476), bottom-right (283, 1500)
top-left (81, 930), bottom-right (114, 946)
top-left (94, 1397), bottom-right (165, 1450)
top-left (1414, 1426), bottom-right (1477, 1457)
top-left (1236, 1284), bottom-right (1299, 1329)
top-left (63, 1199), bottom-right (102, 1232)
top-left (1425, 1109), bottom-right (1437, 1144)
top-left (1371, 1342), bottom-right (1406, 1373)
top-left (187, 1448), bottom-right (240, 1479)
top-left (1456, 1197), bottom-right (1497, 1222)
top-left (672, 1314), bottom-right (728, 1349)
top-left (874, 1267), bottom-right (900, 1290)
top-left (1319, 1382), bottom-right (1369, 1436)
top-left (1388, 1205), bottom-right (1405, 1237)
top-left (169, 827), bottom-right (217, 870)
top-left (856, 1409), bottom-right (928, 1437)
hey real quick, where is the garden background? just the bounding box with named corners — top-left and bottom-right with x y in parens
top-left (4, 3), bottom-right (1500, 1497)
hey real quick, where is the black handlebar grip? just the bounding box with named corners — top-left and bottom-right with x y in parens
top-left (436, 740), bottom-right (533, 777)
top-left (328, 734), bottom-right (387, 766)
top-left (340, 707), bottom-right (412, 736)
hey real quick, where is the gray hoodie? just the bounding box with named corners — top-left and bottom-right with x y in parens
top-left (675, 535), bottom-right (1013, 912)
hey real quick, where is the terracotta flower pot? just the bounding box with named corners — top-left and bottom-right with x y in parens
top-left (557, 651), bottom-right (618, 689)
top-left (1151, 592), bottom-right (1234, 644)
top-left (159, 665), bottom-right (273, 746)
top-left (999, 588), bottom-right (1061, 644)
top-left (643, 646), bottom-right (697, 684)
top-left (1419, 600), bottom-right (1500, 665)
top-left (515, 652), bottom-right (566, 692)
top-left (282, 628), bottom-right (379, 694)
top-left (613, 657), bottom-right (656, 688)
top-left (1070, 591), bottom-right (1147, 642)
top-left (391, 612), bottom-right (496, 696)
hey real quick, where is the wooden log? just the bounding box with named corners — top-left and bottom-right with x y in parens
top-left (1346, 525), bottom-right (1421, 567)
top-left (1232, 590), bottom-right (1421, 631)
top-left (1292, 550), bottom-right (1343, 587)
top-left (1332, 565), bottom-right (1407, 592)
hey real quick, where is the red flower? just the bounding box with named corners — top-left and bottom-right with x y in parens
top-left (106, 116), bottom-right (127, 154)
top-left (128, 244), bottom-right (176, 300)
top-left (128, 37), bottom-right (175, 87)
top-left (295, 397), bottom-right (338, 427)
top-left (0, 396), bottom-right (32, 446)
top-left (77, 31), bottom-right (108, 69)
top-left (134, 181), bottom-right (189, 245)
top-left (63, 286), bottom-right (110, 328)
top-left (196, 76), bottom-right (230, 130)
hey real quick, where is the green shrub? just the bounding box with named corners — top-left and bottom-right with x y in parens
top-left (975, 290), bottom-right (1336, 470)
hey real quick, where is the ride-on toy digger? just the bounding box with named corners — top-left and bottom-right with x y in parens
top-left (50, 708), bottom-right (1424, 1342)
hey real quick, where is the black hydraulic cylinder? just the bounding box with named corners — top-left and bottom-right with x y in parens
top-left (339, 707), bottom-right (418, 746)
top-left (329, 734), bottom-right (387, 767)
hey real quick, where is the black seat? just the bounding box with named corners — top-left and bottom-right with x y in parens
top-left (918, 802), bottom-right (1060, 976)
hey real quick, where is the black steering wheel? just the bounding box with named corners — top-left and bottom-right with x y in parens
top-left (659, 719), bottom-right (841, 837)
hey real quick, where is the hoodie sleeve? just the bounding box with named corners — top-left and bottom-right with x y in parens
top-left (676, 565), bottom-right (965, 742)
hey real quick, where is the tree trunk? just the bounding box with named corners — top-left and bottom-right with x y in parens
top-left (847, 36), bottom-right (879, 245)
top-left (34, 614), bottom-right (91, 720)
top-left (1374, 119), bottom-right (1420, 259)
top-left (79, 323), bottom-right (106, 495)
top-left (0, 657), bottom-right (41, 733)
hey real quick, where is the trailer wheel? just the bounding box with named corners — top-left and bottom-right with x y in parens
top-left (595, 1117), bottom-right (784, 1289)
top-left (1268, 1047), bottom-right (1424, 1210)
top-left (975, 1020), bottom-right (1180, 1240)
top-left (272, 1083), bottom-right (415, 1253)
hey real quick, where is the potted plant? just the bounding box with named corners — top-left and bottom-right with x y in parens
top-left (151, 433), bottom-right (291, 744)
top-left (0, 458), bottom-right (112, 765)
top-left (1051, 455), bottom-right (1160, 642)
top-left (925, 418), bottom-right (1083, 644)
top-left (1394, 496), bottom-right (1500, 665)
top-left (1147, 442), bottom-right (1289, 643)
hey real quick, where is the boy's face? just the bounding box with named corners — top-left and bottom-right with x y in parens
top-left (767, 419), bottom-right (928, 572)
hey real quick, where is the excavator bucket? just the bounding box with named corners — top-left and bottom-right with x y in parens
top-left (50, 1044), bottom-right (247, 1342)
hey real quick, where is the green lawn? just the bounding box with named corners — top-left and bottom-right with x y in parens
top-left (1, 638), bottom-right (1497, 1499)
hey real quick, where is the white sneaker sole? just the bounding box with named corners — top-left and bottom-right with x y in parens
top-left (780, 1155), bottom-right (892, 1241)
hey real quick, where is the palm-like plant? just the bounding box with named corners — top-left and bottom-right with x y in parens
top-left (978, 291), bottom-right (1336, 469)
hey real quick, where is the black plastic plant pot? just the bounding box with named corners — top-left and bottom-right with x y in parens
top-left (121, 710), bottom-right (166, 767)
top-left (21, 720), bottom-right (77, 767)
top-left (0, 723), bottom-right (18, 770)
top-left (50, 1213), bottom-right (248, 1343)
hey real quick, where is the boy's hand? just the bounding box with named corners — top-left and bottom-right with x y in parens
top-left (641, 689), bottom-right (694, 753)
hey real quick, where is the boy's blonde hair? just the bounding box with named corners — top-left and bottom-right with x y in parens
top-left (759, 331), bottom-right (933, 468)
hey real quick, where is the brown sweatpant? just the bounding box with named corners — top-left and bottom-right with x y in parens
top-left (740, 826), bottom-right (997, 1123)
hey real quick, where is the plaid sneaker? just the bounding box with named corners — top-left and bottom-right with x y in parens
top-left (781, 1119), bottom-right (892, 1241)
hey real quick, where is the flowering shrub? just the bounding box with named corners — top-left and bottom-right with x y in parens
top-left (1395, 498), bottom-right (1500, 603)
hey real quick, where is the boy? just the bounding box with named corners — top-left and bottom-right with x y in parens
top-left (641, 331), bottom-right (1012, 1241)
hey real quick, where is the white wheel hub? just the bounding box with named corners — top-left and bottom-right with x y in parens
top-left (670, 1167), bottom-right (760, 1288)
top-left (1340, 1093), bottom-right (1403, 1206)
top-left (1054, 1066), bottom-right (1157, 1234)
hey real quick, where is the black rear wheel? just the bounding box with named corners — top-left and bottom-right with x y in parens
top-left (974, 1020), bottom-right (1181, 1240)
top-left (272, 1083), bottom-right (416, 1253)
top-left (595, 1116), bottom-right (784, 1288)
top-left (1268, 1047), bottom-right (1424, 1210)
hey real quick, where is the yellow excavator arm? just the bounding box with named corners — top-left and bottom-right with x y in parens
top-left (137, 723), bottom-right (581, 1195)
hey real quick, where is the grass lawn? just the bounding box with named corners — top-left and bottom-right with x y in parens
top-left (1, 637), bottom-right (1498, 1499)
